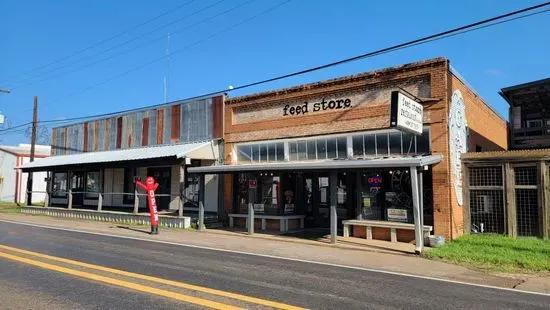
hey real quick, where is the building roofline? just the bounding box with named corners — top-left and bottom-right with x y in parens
top-left (499, 78), bottom-right (550, 106)
top-left (226, 57), bottom-right (448, 105)
top-left (449, 65), bottom-right (507, 123)
top-left (52, 92), bottom-right (226, 130)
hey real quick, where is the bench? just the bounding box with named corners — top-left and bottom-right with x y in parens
top-left (342, 219), bottom-right (432, 243)
top-left (228, 214), bottom-right (305, 232)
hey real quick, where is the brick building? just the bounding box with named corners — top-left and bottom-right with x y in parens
top-left (189, 57), bottom-right (508, 242)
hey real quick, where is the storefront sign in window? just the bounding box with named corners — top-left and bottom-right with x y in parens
top-left (253, 203), bottom-right (265, 213)
top-left (284, 204), bottom-right (294, 214)
top-left (248, 179), bottom-right (257, 188)
top-left (367, 175), bottom-right (382, 189)
top-left (387, 208), bottom-right (408, 222)
top-left (390, 91), bottom-right (423, 135)
top-left (283, 98), bottom-right (352, 116)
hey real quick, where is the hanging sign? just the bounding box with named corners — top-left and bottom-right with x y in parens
top-left (390, 91), bottom-right (423, 135)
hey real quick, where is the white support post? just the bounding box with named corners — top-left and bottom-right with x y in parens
top-left (330, 171), bottom-right (338, 244)
top-left (198, 201), bottom-right (205, 231)
top-left (97, 193), bottom-right (103, 211)
top-left (133, 188), bottom-right (139, 214)
top-left (179, 164), bottom-right (185, 218)
top-left (410, 166), bottom-right (423, 254)
top-left (248, 203), bottom-right (254, 235)
top-left (68, 189), bottom-right (73, 210)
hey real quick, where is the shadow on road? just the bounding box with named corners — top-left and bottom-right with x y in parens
top-left (115, 225), bottom-right (151, 235)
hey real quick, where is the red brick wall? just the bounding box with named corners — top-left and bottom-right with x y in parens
top-left (448, 74), bottom-right (508, 238)
top-left (222, 58), bottom-right (508, 241)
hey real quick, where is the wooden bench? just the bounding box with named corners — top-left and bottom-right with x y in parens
top-left (342, 220), bottom-right (432, 242)
top-left (228, 214), bottom-right (305, 232)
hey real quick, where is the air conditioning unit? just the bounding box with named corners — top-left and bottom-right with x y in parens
top-left (473, 195), bottom-right (493, 214)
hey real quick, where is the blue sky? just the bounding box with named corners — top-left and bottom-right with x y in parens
top-left (1, 0), bottom-right (549, 145)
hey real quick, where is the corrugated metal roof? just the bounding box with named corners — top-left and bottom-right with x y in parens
top-left (188, 155), bottom-right (443, 174)
top-left (19, 141), bottom-right (212, 170)
top-left (462, 149), bottom-right (550, 161)
top-left (0, 144), bottom-right (51, 157)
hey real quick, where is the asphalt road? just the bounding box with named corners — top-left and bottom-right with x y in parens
top-left (0, 221), bottom-right (549, 309)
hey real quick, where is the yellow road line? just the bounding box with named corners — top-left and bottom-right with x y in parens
top-left (0, 244), bottom-right (306, 310)
top-left (0, 250), bottom-right (242, 310)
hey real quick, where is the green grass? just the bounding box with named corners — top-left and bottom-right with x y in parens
top-left (424, 234), bottom-right (550, 273)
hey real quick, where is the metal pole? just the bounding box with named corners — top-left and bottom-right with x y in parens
top-left (68, 189), bottom-right (73, 210)
top-left (410, 166), bottom-right (423, 254)
top-left (26, 96), bottom-right (38, 205)
top-left (133, 188), bottom-right (139, 214)
top-left (199, 201), bottom-right (205, 231)
top-left (248, 202), bottom-right (254, 234)
top-left (97, 193), bottom-right (103, 211)
top-left (419, 170), bottom-right (424, 238)
top-left (330, 171), bottom-right (337, 244)
top-left (179, 164), bottom-right (185, 218)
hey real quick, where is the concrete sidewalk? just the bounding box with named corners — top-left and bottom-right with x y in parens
top-left (1, 212), bottom-right (549, 294)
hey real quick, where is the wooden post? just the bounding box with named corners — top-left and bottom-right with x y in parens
top-left (68, 189), bottom-right (73, 210)
top-left (330, 171), bottom-right (337, 244)
top-left (410, 166), bottom-right (423, 254)
top-left (462, 163), bottom-right (471, 234)
top-left (133, 188), bottom-right (139, 214)
top-left (505, 163), bottom-right (517, 237)
top-left (98, 193), bottom-right (103, 211)
top-left (541, 161), bottom-right (550, 239)
top-left (179, 164), bottom-right (185, 218)
top-left (97, 169), bottom-right (103, 211)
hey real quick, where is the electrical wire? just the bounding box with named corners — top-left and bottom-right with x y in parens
top-left (9, 0), bottom-right (257, 91)
top-left (6, 1), bottom-right (550, 130)
top-left (0, 0), bottom-right (197, 86)
top-left (7, 0), bottom-right (231, 89)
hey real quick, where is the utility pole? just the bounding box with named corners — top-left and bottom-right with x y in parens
top-left (26, 96), bottom-right (37, 205)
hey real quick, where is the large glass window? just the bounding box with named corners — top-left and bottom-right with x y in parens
top-left (376, 133), bottom-right (389, 156)
top-left (327, 138), bottom-right (337, 158)
top-left (389, 132), bottom-right (402, 155)
top-left (316, 139), bottom-right (327, 160)
top-left (235, 173), bottom-right (281, 215)
top-left (238, 142), bottom-right (285, 163)
top-left (237, 145), bottom-right (252, 162)
top-left (402, 131), bottom-right (416, 154)
top-left (352, 135), bottom-right (363, 156)
top-left (337, 137), bottom-right (347, 159)
top-left (307, 140), bottom-right (317, 160)
top-left (85, 171), bottom-right (100, 199)
top-left (52, 172), bottom-right (68, 198)
top-left (123, 168), bottom-right (136, 204)
top-left (184, 174), bottom-right (200, 208)
top-left (417, 127), bottom-right (431, 154)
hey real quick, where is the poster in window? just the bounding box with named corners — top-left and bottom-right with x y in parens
top-left (387, 208), bottom-right (408, 222)
top-left (284, 204), bottom-right (294, 214)
top-left (253, 204), bottom-right (265, 213)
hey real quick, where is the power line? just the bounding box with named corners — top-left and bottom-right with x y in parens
top-left (0, 0), bottom-right (197, 86)
top-left (34, 0), bottom-right (291, 111)
top-left (7, 1), bottom-right (550, 130)
top-left (9, 0), bottom-right (257, 91)
top-left (8, 0), bottom-right (230, 90)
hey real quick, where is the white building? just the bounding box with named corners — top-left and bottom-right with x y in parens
top-left (0, 144), bottom-right (51, 204)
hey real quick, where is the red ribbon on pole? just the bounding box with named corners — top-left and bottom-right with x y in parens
top-left (136, 176), bottom-right (159, 234)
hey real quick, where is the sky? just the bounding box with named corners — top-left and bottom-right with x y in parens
top-left (1, 0), bottom-right (549, 145)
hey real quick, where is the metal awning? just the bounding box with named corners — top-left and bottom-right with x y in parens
top-left (188, 154), bottom-right (443, 174)
top-left (20, 141), bottom-right (216, 172)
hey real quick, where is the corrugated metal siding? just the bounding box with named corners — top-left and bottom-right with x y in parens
top-left (50, 97), bottom-right (218, 156)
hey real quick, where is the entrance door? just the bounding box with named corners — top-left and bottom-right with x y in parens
top-left (71, 172), bottom-right (85, 207)
top-left (147, 167), bottom-right (171, 211)
top-left (315, 174), bottom-right (331, 227)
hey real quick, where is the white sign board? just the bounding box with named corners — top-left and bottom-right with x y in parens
top-left (387, 208), bottom-right (408, 222)
top-left (449, 89), bottom-right (467, 206)
top-left (0, 113), bottom-right (4, 125)
top-left (390, 91), bottom-right (423, 135)
top-left (253, 203), bottom-right (264, 213)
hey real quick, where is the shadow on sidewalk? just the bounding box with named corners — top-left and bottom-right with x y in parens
top-left (115, 225), bottom-right (151, 235)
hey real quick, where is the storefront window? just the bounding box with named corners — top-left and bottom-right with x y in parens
top-left (85, 171), bottom-right (100, 199)
top-left (123, 168), bottom-right (136, 204)
top-left (376, 133), bottom-right (389, 156)
top-left (389, 132), bottom-right (402, 155)
top-left (307, 140), bottom-right (316, 160)
top-left (417, 127), bottom-right (431, 154)
top-left (316, 139), bottom-right (327, 160)
top-left (237, 142), bottom-right (285, 163)
top-left (360, 171), bottom-right (383, 220)
top-left (402, 131), bottom-right (416, 154)
top-left (184, 174), bottom-right (200, 208)
top-left (52, 172), bottom-right (68, 198)
top-left (364, 135), bottom-right (376, 155)
top-left (352, 135), bottom-right (363, 156)
top-left (337, 137), bottom-right (347, 159)
top-left (235, 173), bottom-right (282, 215)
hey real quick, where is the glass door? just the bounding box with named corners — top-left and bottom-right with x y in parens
top-left (147, 167), bottom-right (171, 211)
top-left (71, 172), bottom-right (85, 206)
